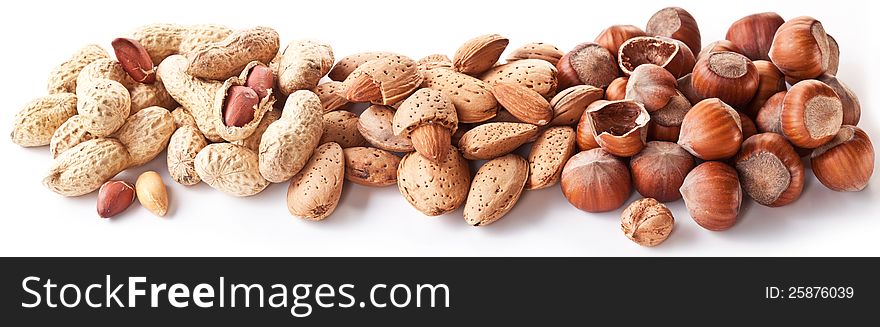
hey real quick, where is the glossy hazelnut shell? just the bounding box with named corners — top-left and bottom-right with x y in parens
top-left (679, 161), bottom-right (741, 231)
top-left (678, 98), bottom-right (743, 160)
top-left (781, 80), bottom-right (843, 148)
top-left (646, 7), bottom-right (702, 59)
top-left (697, 40), bottom-right (743, 62)
top-left (647, 91), bottom-right (691, 142)
top-left (744, 60), bottom-right (786, 118)
top-left (734, 133), bottom-right (805, 207)
top-left (595, 25), bottom-right (648, 59)
top-left (726, 12), bottom-right (785, 61)
top-left (739, 112), bottom-right (758, 140)
top-left (755, 91), bottom-right (786, 134)
top-left (811, 125), bottom-right (875, 192)
top-left (624, 63), bottom-right (677, 111)
top-left (676, 74), bottom-right (705, 105)
top-left (556, 42), bottom-right (618, 90)
top-left (630, 141), bottom-right (694, 202)
top-left (586, 100), bottom-right (649, 157)
top-left (605, 77), bottom-right (628, 100)
top-left (561, 148), bottom-right (632, 213)
top-left (769, 16), bottom-right (830, 80)
top-left (618, 36), bottom-right (694, 78)
top-left (691, 51), bottom-right (759, 107)
top-left (818, 74), bottom-right (861, 126)
top-left (576, 108), bottom-right (600, 151)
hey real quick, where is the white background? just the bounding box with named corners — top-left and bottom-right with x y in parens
top-left (1, 0), bottom-right (877, 256)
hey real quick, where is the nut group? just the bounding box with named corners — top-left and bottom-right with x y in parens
top-left (9, 8), bottom-right (875, 248)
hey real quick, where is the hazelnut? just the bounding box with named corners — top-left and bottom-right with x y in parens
top-left (818, 74), bottom-right (860, 126)
top-left (734, 133), bottom-right (805, 207)
top-left (811, 125), bottom-right (875, 192)
top-left (725, 12), bottom-right (785, 61)
top-left (769, 16), bottom-right (831, 80)
top-left (621, 198), bottom-right (674, 247)
top-left (781, 80), bottom-right (842, 148)
top-left (691, 51), bottom-right (759, 107)
top-left (605, 77), bottom-right (628, 100)
top-left (549, 85), bottom-right (604, 126)
top-left (561, 148), bottom-right (632, 213)
top-left (630, 141), bottom-right (694, 202)
top-left (618, 36), bottom-right (695, 78)
top-left (678, 98), bottom-right (743, 160)
top-left (755, 91), bottom-right (786, 134)
top-left (738, 112), bottom-right (758, 140)
top-left (680, 161), bottom-right (742, 231)
top-left (744, 60), bottom-right (786, 117)
top-left (556, 42), bottom-right (619, 90)
top-left (645, 7), bottom-right (702, 59)
top-left (585, 100), bottom-right (650, 157)
top-left (697, 40), bottom-right (743, 61)
top-left (624, 63), bottom-right (677, 111)
top-left (825, 34), bottom-right (840, 76)
top-left (595, 25), bottom-right (647, 59)
top-left (676, 73), bottom-right (705, 105)
top-left (575, 108), bottom-right (600, 151)
top-left (647, 91), bottom-right (691, 142)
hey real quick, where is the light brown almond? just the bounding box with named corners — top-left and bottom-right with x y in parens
top-left (417, 54), bottom-right (453, 71)
top-left (358, 105), bottom-right (414, 152)
top-left (287, 142), bottom-right (345, 221)
top-left (343, 147), bottom-right (400, 187)
top-left (421, 67), bottom-right (498, 123)
top-left (135, 171), bottom-right (169, 217)
top-left (549, 85), bottom-right (605, 126)
top-left (493, 83), bottom-right (553, 126)
top-left (458, 122), bottom-right (539, 160)
top-left (453, 34), bottom-right (509, 76)
top-left (397, 147), bottom-right (470, 216)
top-left (342, 55), bottom-right (423, 105)
top-left (312, 81), bottom-right (350, 112)
top-left (320, 111), bottom-right (367, 148)
top-left (480, 59), bottom-right (558, 97)
top-left (526, 126), bottom-right (577, 190)
top-left (328, 51), bottom-right (397, 81)
top-left (506, 42), bottom-right (565, 65)
top-left (464, 154), bottom-right (529, 226)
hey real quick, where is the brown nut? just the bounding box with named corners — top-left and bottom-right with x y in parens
top-left (818, 75), bottom-right (861, 126)
top-left (343, 55), bottom-right (423, 105)
top-left (691, 51), bottom-right (759, 107)
top-left (621, 198), bottom-right (674, 247)
top-left (811, 126), bottom-right (875, 192)
top-left (726, 12), bottom-right (785, 61)
top-left (505, 42), bottom-right (565, 65)
top-left (676, 73), bottom-right (704, 105)
top-left (678, 98), bottom-right (743, 160)
top-left (618, 36), bottom-right (695, 78)
top-left (556, 42), bottom-right (618, 90)
top-left (244, 65), bottom-right (274, 99)
top-left (453, 34), bottom-right (509, 76)
top-left (223, 86), bottom-right (259, 127)
top-left (549, 85), bottom-right (604, 126)
top-left (97, 180), bottom-right (136, 218)
top-left (734, 133), bottom-right (805, 207)
top-left (624, 63), bottom-right (677, 111)
top-left (605, 77), bottom-right (628, 101)
top-left (576, 108), bottom-right (600, 151)
top-left (646, 7), bottom-right (702, 59)
top-left (769, 16), bottom-right (831, 80)
top-left (560, 148), bottom-right (632, 213)
top-left (630, 141), bottom-right (694, 202)
top-left (526, 126), bottom-right (577, 190)
top-left (594, 25), bottom-right (647, 60)
top-left (647, 91), bottom-right (691, 142)
top-left (679, 161), bottom-right (741, 231)
top-left (494, 83), bottom-right (553, 126)
top-left (781, 80), bottom-right (842, 148)
top-left (697, 40), bottom-right (743, 62)
top-left (343, 146), bottom-right (400, 187)
top-left (825, 34), bottom-right (840, 76)
top-left (744, 60), bottom-right (786, 117)
top-left (585, 100), bottom-right (649, 157)
top-left (111, 38), bottom-right (156, 84)
top-left (739, 112), bottom-right (758, 140)
top-left (755, 91), bottom-right (786, 134)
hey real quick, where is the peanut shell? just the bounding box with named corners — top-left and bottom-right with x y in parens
top-left (195, 143), bottom-right (269, 196)
top-left (167, 125), bottom-right (207, 186)
top-left (186, 26), bottom-right (280, 80)
top-left (47, 44), bottom-right (110, 94)
top-left (11, 93), bottom-right (78, 147)
top-left (277, 39), bottom-right (335, 95)
top-left (130, 24), bottom-right (233, 64)
top-left (157, 55), bottom-right (224, 142)
top-left (43, 138), bottom-right (131, 196)
top-left (259, 90), bottom-right (324, 183)
top-left (49, 115), bottom-right (95, 158)
top-left (113, 107), bottom-right (175, 168)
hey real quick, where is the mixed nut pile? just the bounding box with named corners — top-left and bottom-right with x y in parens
top-left (10, 7), bottom-right (875, 246)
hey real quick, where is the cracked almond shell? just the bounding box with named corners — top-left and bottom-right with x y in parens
top-left (342, 55), bottom-right (422, 105)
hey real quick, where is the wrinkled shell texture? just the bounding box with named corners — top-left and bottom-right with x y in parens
top-left (259, 90), bottom-right (324, 183)
top-left (397, 148), bottom-right (471, 216)
top-left (464, 154), bottom-right (529, 226)
top-left (157, 55), bottom-right (224, 142)
top-left (129, 81), bottom-right (178, 113)
top-left (621, 198), bottom-right (674, 247)
top-left (186, 26), bottom-right (280, 80)
top-left (171, 107), bottom-right (198, 128)
top-left (43, 138), bottom-right (131, 196)
top-left (233, 109), bottom-right (281, 151)
top-left (113, 107), bottom-right (175, 167)
top-left (12, 93), bottom-right (78, 147)
top-left (358, 105), bottom-right (414, 152)
top-left (480, 59), bottom-right (558, 97)
top-left (47, 44), bottom-right (110, 94)
top-left (422, 67), bottom-right (498, 123)
top-left (393, 88), bottom-right (459, 137)
top-left (50, 115), bottom-right (95, 158)
top-left (211, 76), bottom-right (274, 142)
top-left (76, 78), bottom-right (131, 137)
top-left (343, 147), bottom-right (400, 187)
top-left (459, 122), bottom-right (539, 160)
top-left (131, 24), bottom-right (233, 64)
top-left (527, 126), bottom-right (576, 190)
top-left (167, 125), bottom-right (207, 186)
top-left (278, 39), bottom-right (335, 95)
top-left (195, 143), bottom-right (268, 196)
top-left (287, 142), bottom-right (345, 221)
top-left (320, 111), bottom-right (367, 148)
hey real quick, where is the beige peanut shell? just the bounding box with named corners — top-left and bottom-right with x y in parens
top-left (287, 142), bottom-right (345, 221)
top-left (233, 109), bottom-right (281, 152)
top-left (11, 93), bottom-right (78, 147)
top-left (113, 107), bottom-right (175, 168)
top-left (167, 125), bottom-right (207, 186)
top-left (397, 147), bottom-right (471, 216)
top-left (186, 26), bottom-right (280, 80)
top-left (43, 138), bottom-right (131, 196)
top-left (195, 143), bottom-right (269, 196)
top-left (130, 81), bottom-right (177, 113)
top-left (277, 39), bottom-right (335, 95)
top-left (75, 59), bottom-right (135, 137)
top-left (47, 44), bottom-right (110, 94)
top-left (157, 55), bottom-right (224, 142)
top-left (171, 106), bottom-right (198, 129)
top-left (259, 90), bottom-right (324, 183)
top-left (49, 115), bottom-right (95, 158)
top-left (130, 24), bottom-right (233, 64)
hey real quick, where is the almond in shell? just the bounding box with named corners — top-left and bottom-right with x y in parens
top-left (287, 142), bottom-right (345, 221)
top-left (453, 34), bottom-right (509, 76)
top-left (458, 122), bottom-right (539, 160)
top-left (421, 67), bottom-right (498, 123)
top-left (397, 147), bottom-right (470, 216)
top-left (342, 55), bottom-right (422, 105)
top-left (493, 83), bottom-right (553, 125)
top-left (506, 42), bottom-right (565, 65)
top-left (464, 154), bottom-right (529, 226)
top-left (526, 126), bottom-right (577, 190)
top-left (480, 59), bottom-right (558, 97)
top-left (549, 85), bottom-right (605, 126)
top-left (320, 110), bottom-right (367, 148)
top-left (357, 105), bottom-right (414, 152)
top-left (312, 81), bottom-right (350, 112)
top-left (343, 146), bottom-right (400, 187)
top-left (328, 51), bottom-right (397, 81)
